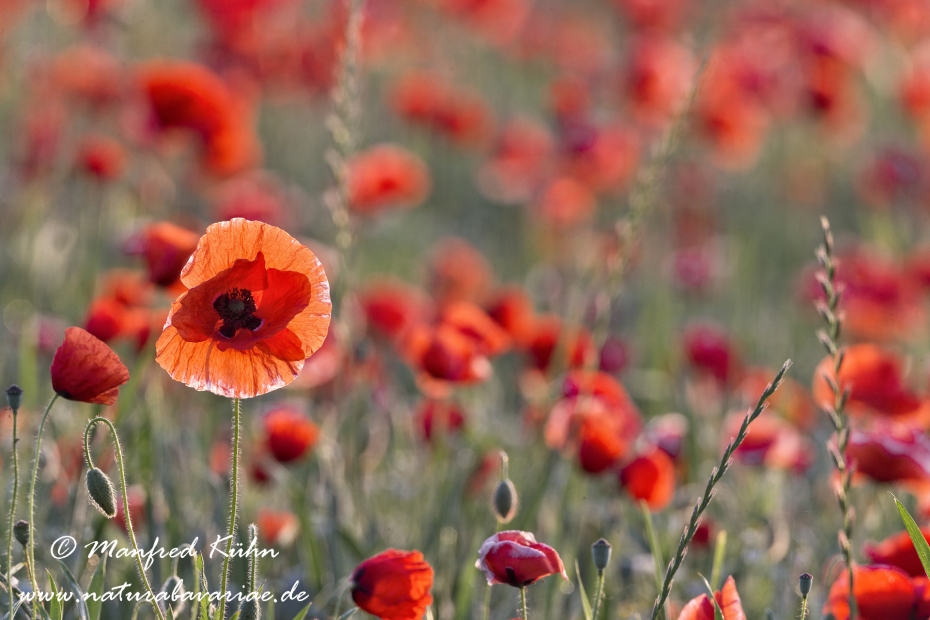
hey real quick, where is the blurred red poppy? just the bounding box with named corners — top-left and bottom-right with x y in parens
top-left (475, 531), bottom-right (567, 587)
top-left (485, 286), bottom-right (536, 347)
top-left (867, 527), bottom-right (930, 577)
top-left (415, 399), bottom-right (466, 442)
top-left (525, 315), bottom-right (595, 372)
top-left (155, 219), bottom-right (331, 399)
top-left (812, 344), bottom-right (923, 418)
top-left (125, 222), bottom-right (201, 288)
top-left (676, 576), bottom-right (745, 620)
top-left (347, 144), bottom-right (431, 215)
top-left (846, 425), bottom-right (930, 486)
top-left (51, 327), bottom-right (130, 405)
top-left (351, 549), bottom-right (434, 620)
top-left (358, 279), bottom-right (435, 343)
top-left (257, 509), bottom-right (300, 547)
top-left (619, 446), bottom-right (676, 510)
top-left (427, 237), bottom-right (494, 307)
top-left (476, 118), bottom-right (554, 204)
top-left (210, 172), bottom-right (288, 225)
top-left (75, 135), bottom-right (126, 181)
top-left (263, 405), bottom-right (320, 463)
top-left (824, 564), bottom-right (930, 620)
top-left (534, 176), bottom-right (597, 227)
top-left (625, 35), bottom-right (694, 127)
top-left (683, 323), bottom-right (740, 386)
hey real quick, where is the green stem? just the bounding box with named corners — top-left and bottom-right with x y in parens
top-left (84, 417), bottom-right (164, 620)
top-left (521, 586), bottom-right (528, 620)
top-left (592, 570), bottom-right (605, 620)
top-left (6, 408), bottom-right (19, 618)
top-left (218, 397), bottom-right (242, 620)
top-left (482, 582), bottom-right (491, 620)
top-left (799, 596), bottom-right (809, 620)
top-left (26, 393), bottom-right (58, 620)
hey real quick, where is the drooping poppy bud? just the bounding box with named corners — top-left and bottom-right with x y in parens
top-left (86, 467), bottom-right (117, 518)
top-left (13, 520), bottom-right (29, 546)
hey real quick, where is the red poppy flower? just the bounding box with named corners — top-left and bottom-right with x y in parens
top-left (525, 315), bottom-right (595, 372)
top-left (736, 369), bottom-right (815, 430)
top-left (427, 237), bottom-right (494, 307)
top-left (358, 279), bottom-right (435, 342)
top-left (683, 323), bottom-right (740, 386)
top-left (625, 35), bottom-right (695, 127)
top-left (559, 123), bottom-right (640, 193)
top-left (725, 411), bottom-right (813, 473)
top-left (812, 344), bottom-right (923, 418)
top-left (347, 144), bottom-right (431, 215)
top-left (867, 528), bottom-right (930, 577)
top-left (476, 118), bottom-right (554, 205)
top-left (351, 549), bottom-right (434, 620)
top-left (619, 446), bottom-right (676, 510)
top-left (475, 531), bottom-right (567, 587)
top-left (263, 405), bottom-right (320, 463)
top-left (125, 222), bottom-right (201, 288)
top-left (210, 172), bottom-right (288, 225)
top-left (846, 425), bottom-right (930, 486)
top-left (402, 323), bottom-right (493, 396)
top-left (824, 564), bottom-right (930, 620)
top-left (534, 176), bottom-right (597, 227)
top-left (256, 509), bottom-right (300, 547)
top-left (75, 134), bottom-right (126, 181)
top-left (415, 399), bottom-right (466, 442)
top-left (51, 327), bottom-right (130, 405)
top-left (53, 45), bottom-right (123, 109)
top-left (676, 576), bottom-right (745, 620)
top-left (155, 219), bottom-right (331, 399)
top-left (485, 286), bottom-right (536, 347)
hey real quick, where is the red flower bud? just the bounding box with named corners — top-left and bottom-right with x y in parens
top-left (351, 549), bottom-right (434, 620)
top-left (50, 327), bottom-right (130, 405)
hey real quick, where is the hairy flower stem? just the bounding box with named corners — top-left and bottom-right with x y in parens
top-left (26, 393), bottom-right (57, 620)
top-left (218, 397), bottom-right (242, 620)
top-left (648, 361), bottom-right (791, 620)
top-left (521, 586), bottom-right (528, 620)
top-left (799, 595), bottom-right (809, 620)
top-left (83, 417), bottom-right (164, 620)
top-left (592, 569), bottom-right (605, 620)
top-left (815, 217), bottom-right (855, 618)
top-left (6, 407), bottom-right (19, 618)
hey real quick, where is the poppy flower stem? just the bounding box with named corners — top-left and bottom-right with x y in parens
top-left (648, 360), bottom-right (790, 620)
top-left (218, 397), bottom-right (242, 620)
top-left (25, 393), bottom-right (58, 620)
top-left (520, 586), bottom-right (528, 620)
top-left (6, 406), bottom-right (19, 618)
top-left (83, 417), bottom-right (165, 620)
top-left (592, 569), bottom-right (605, 620)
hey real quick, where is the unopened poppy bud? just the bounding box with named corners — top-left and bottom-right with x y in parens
top-left (799, 572), bottom-right (813, 596)
top-left (5, 385), bottom-right (22, 411)
top-left (238, 598), bottom-right (261, 620)
top-left (86, 468), bottom-right (117, 518)
top-left (492, 479), bottom-right (518, 524)
top-left (13, 520), bottom-right (29, 546)
top-left (591, 538), bottom-right (612, 571)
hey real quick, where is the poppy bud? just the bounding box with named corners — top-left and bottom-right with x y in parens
top-left (238, 598), bottom-right (260, 620)
top-left (86, 468), bottom-right (117, 518)
top-left (799, 572), bottom-right (812, 596)
top-left (5, 384), bottom-right (22, 411)
top-left (591, 539), bottom-right (612, 571)
top-left (13, 520), bottom-right (29, 546)
top-left (493, 479), bottom-right (518, 524)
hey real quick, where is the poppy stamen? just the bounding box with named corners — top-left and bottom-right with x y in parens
top-left (214, 288), bottom-right (262, 338)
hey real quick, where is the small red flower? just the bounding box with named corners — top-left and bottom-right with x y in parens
top-left (51, 327), bottom-right (130, 405)
top-left (256, 509), bottom-right (300, 547)
top-left (676, 576), bottom-right (746, 620)
top-left (683, 323), bottom-right (740, 386)
top-left (75, 134), bottom-right (126, 181)
top-left (619, 446), bottom-right (676, 510)
top-left (125, 222), bottom-right (201, 288)
top-left (347, 144), bottom-right (431, 215)
top-left (263, 405), bottom-right (320, 463)
top-left (415, 399), bottom-right (466, 442)
top-left (824, 564), bottom-right (930, 620)
top-left (867, 528), bottom-right (930, 577)
top-left (351, 549), bottom-right (434, 620)
top-left (475, 531), bottom-right (567, 587)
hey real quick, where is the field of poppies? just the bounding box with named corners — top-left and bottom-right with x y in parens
top-left (4, 0), bottom-right (930, 619)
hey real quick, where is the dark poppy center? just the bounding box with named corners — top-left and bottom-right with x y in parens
top-left (213, 288), bottom-right (262, 338)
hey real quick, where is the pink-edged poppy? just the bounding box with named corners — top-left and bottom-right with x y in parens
top-left (475, 531), bottom-right (567, 587)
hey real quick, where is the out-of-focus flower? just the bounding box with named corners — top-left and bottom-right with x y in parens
top-left (683, 323), bottom-right (740, 386)
top-left (642, 413), bottom-right (689, 460)
top-left (625, 35), bottom-right (694, 127)
top-left (210, 172), bottom-right (289, 225)
top-left (736, 369), bottom-right (815, 429)
top-left (84, 270), bottom-right (156, 350)
top-left (124, 222), bottom-right (201, 288)
top-left (475, 531), bottom-right (567, 587)
top-left (358, 279), bottom-right (435, 342)
top-left (559, 123), bottom-right (640, 194)
top-left (351, 549), bottom-right (434, 620)
top-left (533, 176), bottom-right (597, 227)
top-left (138, 60), bottom-right (261, 176)
top-left (525, 315), bottom-right (595, 372)
top-left (812, 344), bottom-right (923, 419)
top-left (390, 72), bottom-right (495, 148)
top-left (75, 135), bottom-right (127, 181)
top-left (257, 509), bottom-right (300, 547)
top-left (52, 45), bottom-right (123, 109)
top-left (801, 246), bottom-right (925, 342)
top-left (619, 445), bottom-right (676, 510)
top-left (676, 576), bottom-right (746, 620)
top-left (846, 425), bottom-right (930, 487)
top-left (403, 323), bottom-right (493, 396)
top-left (823, 564), bottom-right (930, 620)
top-left (442, 0), bottom-right (531, 47)
top-left (485, 286), bottom-right (536, 347)
top-left (155, 219), bottom-right (331, 399)
top-left (262, 405), bottom-right (320, 463)
top-left (476, 118), bottom-right (554, 204)
top-left (725, 411), bottom-right (814, 473)
top-left (866, 527), bottom-right (930, 577)
top-left (427, 237), bottom-right (494, 307)
top-left (415, 399), bottom-right (466, 442)
top-left (347, 144), bottom-right (431, 215)
top-left (857, 147), bottom-right (928, 210)
top-left (51, 327), bottom-right (130, 405)
top-left (611, 0), bottom-right (689, 32)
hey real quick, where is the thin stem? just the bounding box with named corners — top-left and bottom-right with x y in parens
top-left (520, 586), bottom-right (528, 620)
top-left (218, 397), bottom-right (242, 620)
top-left (592, 570), bottom-right (605, 620)
top-left (799, 596), bottom-right (809, 620)
top-left (648, 361), bottom-right (791, 620)
top-left (26, 393), bottom-right (58, 620)
top-left (6, 408), bottom-right (19, 618)
top-left (84, 417), bottom-right (164, 620)
top-left (482, 582), bottom-right (492, 620)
